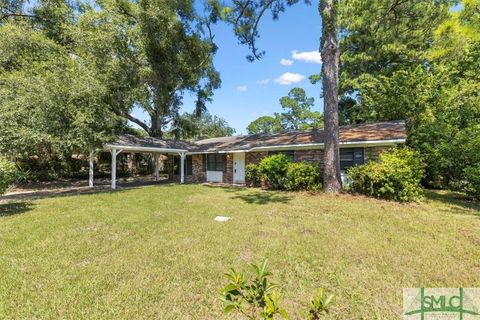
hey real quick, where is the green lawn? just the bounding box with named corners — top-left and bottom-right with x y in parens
top-left (1, 185), bottom-right (479, 319)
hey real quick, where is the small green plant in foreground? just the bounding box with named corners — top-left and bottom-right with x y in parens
top-left (221, 260), bottom-right (334, 319)
top-left (307, 288), bottom-right (335, 320)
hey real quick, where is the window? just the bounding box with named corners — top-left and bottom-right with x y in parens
top-left (207, 153), bottom-right (226, 171)
top-left (268, 150), bottom-right (295, 161)
top-left (340, 148), bottom-right (364, 170)
top-left (173, 155), bottom-right (193, 175)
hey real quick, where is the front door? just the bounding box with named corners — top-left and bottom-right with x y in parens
top-left (233, 152), bottom-right (245, 184)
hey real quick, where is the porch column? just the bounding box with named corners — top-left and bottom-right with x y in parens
top-left (111, 148), bottom-right (122, 190)
top-left (89, 151), bottom-right (94, 187)
top-left (154, 153), bottom-right (159, 181)
top-left (179, 152), bottom-right (186, 184)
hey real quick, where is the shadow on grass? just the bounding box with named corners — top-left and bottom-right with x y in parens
top-left (425, 189), bottom-right (480, 216)
top-left (0, 202), bottom-right (33, 217)
top-left (1, 180), bottom-right (172, 202)
top-left (204, 185), bottom-right (293, 205)
top-left (231, 192), bottom-right (292, 205)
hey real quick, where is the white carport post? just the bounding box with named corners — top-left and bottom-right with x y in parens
top-left (89, 151), bottom-right (94, 187)
top-left (178, 152), bottom-right (186, 184)
top-left (154, 153), bottom-right (159, 181)
top-left (111, 148), bottom-right (122, 190)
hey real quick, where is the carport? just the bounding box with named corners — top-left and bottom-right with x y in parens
top-left (89, 135), bottom-right (194, 189)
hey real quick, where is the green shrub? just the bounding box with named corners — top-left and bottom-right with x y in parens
top-left (347, 147), bottom-right (425, 202)
top-left (0, 156), bottom-right (17, 194)
top-left (284, 162), bottom-right (321, 191)
top-left (463, 165), bottom-right (480, 200)
top-left (258, 154), bottom-right (291, 190)
top-left (245, 163), bottom-right (261, 187)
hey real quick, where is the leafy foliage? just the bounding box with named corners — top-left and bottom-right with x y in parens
top-left (246, 163), bottom-right (261, 187)
top-left (347, 148), bottom-right (426, 202)
top-left (338, 0), bottom-right (453, 124)
top-left (258, 154), bottom-right (291, 190)
top-left (221, 260), bottom-right (335, 319)
top-left (247, 116), bottom-right (281, 135)
top-left (0, 21), bottom-right (121, 179)
top-left (247, 88), bottom-right (323, 134)
top-left (284, 162), bottom-right (321, 191)
top-left (464, 165), bottom-right (480, 200)
top-left (221, 260), bottom-right (289, 319)
top-left (307, 288), bottom-right (335, 320)
top-left (76, 0), bottom-right (220, 138)
top-left (337, 0), bottom-right (480, 197)
top-left (0, 156), bottom-right (16, 194)
top-left (169, 112), bottom-right (235, 140)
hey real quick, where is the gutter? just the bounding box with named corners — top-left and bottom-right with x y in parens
top-left (105, 138), bottom-right (406, 155)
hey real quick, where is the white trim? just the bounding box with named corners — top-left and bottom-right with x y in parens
top-left (187, 150), bottom-right (249, 155)
top-left (89, 152), bottom-right (94, 187)
top-left (339, 139), bottom-right (406, 147)
top-left (178, 151), bottom-right (186, 184)
top-left (105, 144), bottom-right (188, 154)
top-left (111, 148), bottom-right (123, 190)
top-left (248, 139), bottom-right (405, 152)
top-left (249, 143), bottom-right (324, 152)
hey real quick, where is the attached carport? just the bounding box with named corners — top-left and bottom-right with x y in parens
top-left (88, 135), bottom-right (194, 189)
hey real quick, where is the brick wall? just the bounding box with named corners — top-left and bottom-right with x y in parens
top-left (191, 154), bottom-right (206, 183)
top-left (223, 153), bottom-right (233, 184)
top-left (245, 151), bottom-right (268, 165)
top-left (163, 146), bottom-right (393, 184)
top-left (294, 149), bottom-right (324, 170)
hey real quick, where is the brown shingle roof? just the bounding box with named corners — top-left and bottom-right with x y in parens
top-left (112, 121), bottom-right (406, 153)
top-left (191, 120), bottom-right (406, 152)
top-left (111, 134), bottom-right (196, 150)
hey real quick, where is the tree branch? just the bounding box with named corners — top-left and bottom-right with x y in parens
top-left (123, 112), bottom-right (150, 134)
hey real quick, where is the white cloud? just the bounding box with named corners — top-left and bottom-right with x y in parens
top-left (256, 78), bottom-right (270, 85)
top-left (292, 50), bottom-right (322, 64)
top-left (274, 72), bottom-right (305, 85)
top-left (236, 85), bottom-right (248, 92)
top-left (280, 58), bottom-right (293, 66)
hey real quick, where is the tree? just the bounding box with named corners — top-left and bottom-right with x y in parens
top-left (279, 87), bottom-right (323, 130)
top-left (170, 112), bottom-right (235, 140)
top-left (337, 0), bottom-right (453, 125)
top-left (247, 116), bottom-right (280, 134)
top-left (409, 0), bottom-right (480, 189)
top-left (0, 21), bottom-right (121, 177)
top-left (78, 0), bottom-right (220, 138)
top-left (213, 0), bottom-right (342, 192)
top-left (246, 88), bottom-right (323, 134)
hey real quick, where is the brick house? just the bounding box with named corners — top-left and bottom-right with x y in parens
top-left (103, 121), bottom-right (406, 189)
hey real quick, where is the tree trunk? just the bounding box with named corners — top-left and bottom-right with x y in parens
top-left (149, 114), bottom-right (163, 138)
top-left (320, 0), bottom-right (342, 193)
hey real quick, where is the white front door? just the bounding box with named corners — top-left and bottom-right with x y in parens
top-left (233, 152), bottom-right (245, 184)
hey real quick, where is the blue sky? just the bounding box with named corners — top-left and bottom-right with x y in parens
top-left (131, 2), bottom-right (323, 135)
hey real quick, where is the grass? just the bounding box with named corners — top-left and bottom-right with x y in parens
top-left (1, 184), bottom-right (479, 319)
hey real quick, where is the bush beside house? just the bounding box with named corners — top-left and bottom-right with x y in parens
top-left (258, 154), bottom-right (291, 190)
top-left (284, 162), bottom-right (321, 191)
top-left (245, 163), bottom-right (261, 187)
top-left (0, 156), bottom-right (17, 194)
top-left (250, 154), bottom-right (322, 191)
top-left (347, 147), bottom-right (425, 202)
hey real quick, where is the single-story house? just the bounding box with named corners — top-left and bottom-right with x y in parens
top-left (100, 120), bottom-right (406, 189)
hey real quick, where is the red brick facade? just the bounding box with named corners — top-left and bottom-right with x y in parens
top-left (163, 146), bottom-right (393, 184)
